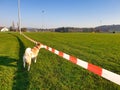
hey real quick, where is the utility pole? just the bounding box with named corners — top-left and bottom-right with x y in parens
top-left (18, 0), bottom-right (21, 34)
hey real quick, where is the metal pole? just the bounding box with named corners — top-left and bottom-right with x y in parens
top-left (18, 0), bottom-right (21, 34)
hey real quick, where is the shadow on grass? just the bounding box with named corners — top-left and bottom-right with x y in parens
top-left (0, 56), bottom-right (16, 67)
top-left (11, 34), bottom-right (30, 90)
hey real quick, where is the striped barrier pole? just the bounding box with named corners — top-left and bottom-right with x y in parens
top-left (21, 33), bottom-right (120, 85)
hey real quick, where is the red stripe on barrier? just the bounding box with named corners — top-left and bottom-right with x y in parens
top-left (69, 56), bottom-right (77, 64)
top-left (88, 63), bottom-right (102, 76)
top-left (46, 46), bottom-right (49, 50)
top-left (52, 48), bottom-right (55, 53)
top-left (59, 51), bottom-right (63, 57)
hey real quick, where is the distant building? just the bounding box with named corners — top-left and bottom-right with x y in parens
top-left (0, 27), bottom-right (9, 32)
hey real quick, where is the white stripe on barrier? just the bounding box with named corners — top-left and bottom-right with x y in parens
top-left (102, 69), bottom-right (120, 85)
top-left (48, 47), bottom-right (52, 51)
top-left (63, 53), bottom-right (70, 60)
top-left (55, 49), bottom-right (59, 55)
top-left (41, 45), bottom-right (46, 48)
top-left (77, 59), bottom-right (88, 69)
top-left (44, 45), bottom-right (47, 49)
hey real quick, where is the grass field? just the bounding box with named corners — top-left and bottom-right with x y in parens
top-left (0, 32), bottom-right (120, 90)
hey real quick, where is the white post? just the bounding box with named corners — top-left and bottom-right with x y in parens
top-left (18, 0), bottom-right (21, 34)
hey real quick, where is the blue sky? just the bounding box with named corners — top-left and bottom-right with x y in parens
top-left (0, 0), bottom-right (120, 28)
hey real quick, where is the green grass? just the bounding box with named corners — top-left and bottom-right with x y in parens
top-left (0, 32), bottom-right (120, 89)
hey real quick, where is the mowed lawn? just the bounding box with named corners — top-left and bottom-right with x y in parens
top-left (0, 32), bottom-right (120, 89)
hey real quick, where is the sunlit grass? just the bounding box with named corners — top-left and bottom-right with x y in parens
top-left (0, 32), bottom-right (120, 89)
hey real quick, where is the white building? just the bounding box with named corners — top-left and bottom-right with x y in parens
top-left (0, 27), bottom-right (9, 32)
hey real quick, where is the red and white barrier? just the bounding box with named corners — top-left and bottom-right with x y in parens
top-left (22, 33), bottom-right (37, 44)
top-left (21, 33), bottom-right (120, 85)
top-left (44, 45), bottom-right (120, 85)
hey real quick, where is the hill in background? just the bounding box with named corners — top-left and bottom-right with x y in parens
top-left (95, 25), bottom-right (120, 32)
top-left (3, 24), bottom-right (120, 33)
top-left (54, 25), bottom-right (120, 33)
